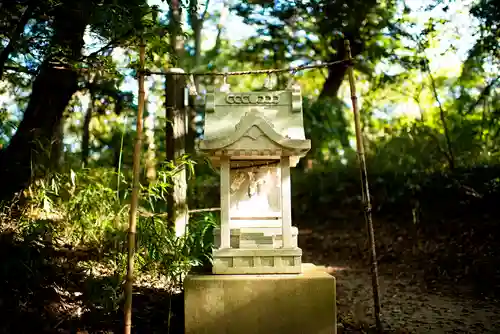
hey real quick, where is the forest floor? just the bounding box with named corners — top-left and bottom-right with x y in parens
top-left (2, 219), bottom-right (500, 333)
top-left (299, 221), bottom-right (500, 333)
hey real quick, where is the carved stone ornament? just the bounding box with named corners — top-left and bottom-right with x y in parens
top-left (234, 108), bottom-right (275, 132)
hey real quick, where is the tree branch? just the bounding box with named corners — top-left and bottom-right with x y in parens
top-left (83, 28), bottom-right (136, 61)
top-left (0, 3), bottom-right (35, 79)
top-left (200, 0), bottom-right (210, 21)
top-left (466, 76), bottom-right (500, 115)
top-left (3, 65), bottom-right (37, 75)
top-left (424, 60), bottom-right (455, 170)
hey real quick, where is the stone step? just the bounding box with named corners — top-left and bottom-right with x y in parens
top-left (214, 226), bottom-right (299, 237)
top-left (211, 248), bottom-right (303, 274)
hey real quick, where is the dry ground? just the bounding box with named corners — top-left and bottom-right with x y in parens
top-left (2, 221), bottom-right (500, 333)
top-left (300, 225), bottom-right (500, 333)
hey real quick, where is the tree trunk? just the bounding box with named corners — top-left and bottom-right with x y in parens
top-left (168, 0), bottom-right (184, 64)
top-left (165, 71), bottom-right (188, 237)
top-left (317, 1), bottom-right (369, 99)
top-left (314, 37), bottom-right (362, 154)
top-left (318, 38), bottom-right (356, 100)
top-left (318, 65), bottom-right (348, 100)
top-left (50, 115), bottom-right (64, 170)
top-left (144, 96), bottom-right (157, 182)
top-left (113, 131), bottom-right (123, 174)
top-left (191, 0), bottom-right (203, 71)
top-left (165, 0), bottom-right (188, 236)
top-left (82, 97), bottom-right (94, 167)
top-left (0, 1), bottom-right (90, 202)
top-left (186, 2), bottom-right (202, 155)
top-left (427, 65), bottom-right (455, 170)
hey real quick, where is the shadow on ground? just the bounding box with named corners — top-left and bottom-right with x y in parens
top-left (0, 232), bottom-right (184, 334)
top-left (298, 220), bottom-right (500, 333)
top-left (3, 211), bottom-right (500, 334)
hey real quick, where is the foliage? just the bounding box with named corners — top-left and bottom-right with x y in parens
top-left (0, 163), bottom-right (216, 314)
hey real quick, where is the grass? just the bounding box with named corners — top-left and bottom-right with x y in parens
top-left (0, 160), bottom-right (217, 333)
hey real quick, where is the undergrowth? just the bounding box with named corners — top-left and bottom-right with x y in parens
top-left (0, 162), bottom-right (216, 330)
top-left (291, 162), bottom-right (500, 296)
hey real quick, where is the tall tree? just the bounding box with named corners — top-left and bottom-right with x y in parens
top-left (233, 0), bottom-right (402, 99)
top-left (231, 0), bottom-right (405, 160)
top-left (0, 0), bottom-right (150, 201)
top-left (186, 0), bottom-right (209, 154)
top-left (165, 0), bottom-right (188, 235)
top-left (0, 0), bottom-right (92, 202)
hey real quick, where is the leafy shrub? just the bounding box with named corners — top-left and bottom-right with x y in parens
top-left (0, 160), bottom-right (217, 314)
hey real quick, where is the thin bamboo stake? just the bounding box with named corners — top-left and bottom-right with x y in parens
top-left (124, 38), bottom-right (146, 334)
top-left (344, 39), bottom-right (383, 332)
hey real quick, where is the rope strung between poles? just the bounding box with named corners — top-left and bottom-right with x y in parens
top-left (142, 58), bottom-right (353, 77)
top-left (5, 55), bottom-right (353, 78)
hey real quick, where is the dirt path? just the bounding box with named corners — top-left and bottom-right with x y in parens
top-left (299, 227), bottom-right (500, 333)
top-left (332, 268), bottom-right (500, 333)
top-left (2, 223), bottom-right (499, 333)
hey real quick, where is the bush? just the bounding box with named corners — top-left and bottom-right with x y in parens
top-left (0, 163), bottom-right (217, 315)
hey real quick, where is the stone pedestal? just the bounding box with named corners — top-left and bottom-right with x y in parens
top-left (184, 264), bottom-right (337, 334)
top-left (212, 222), bottom-right (302, 274)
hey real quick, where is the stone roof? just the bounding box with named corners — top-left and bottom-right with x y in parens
top-left (199, 85), bottom-right (311, 163)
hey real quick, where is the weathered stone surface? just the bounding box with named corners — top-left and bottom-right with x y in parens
top-left (184, 263), bottom-right (337, 334)
top-left (201, 88), bottom-right (307, 143)
top-left (198, 86), bottom-right (310, 275)
top-left (199, 87), bottom-right (311, 167)
top-left (213, 227), bottom-right (299, 249)
top-left (212, 248), bottom-right (302, 274)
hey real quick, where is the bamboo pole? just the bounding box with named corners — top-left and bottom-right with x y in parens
top-left (344, 39), bottom-right (383, 332)
top-left (124, 38), bottom-right (146, 334)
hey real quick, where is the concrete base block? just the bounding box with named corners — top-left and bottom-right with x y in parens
top-left (184, 263), bottom-right (336, 334)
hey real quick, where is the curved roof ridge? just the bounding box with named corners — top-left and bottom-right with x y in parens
top-left (200, 109), bottom-right (308, 151)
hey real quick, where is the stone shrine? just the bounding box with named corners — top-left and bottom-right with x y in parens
top-left (198, 85), bottom-right (311, 274)
top-left (184, 83), bottom-right (336, 334)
